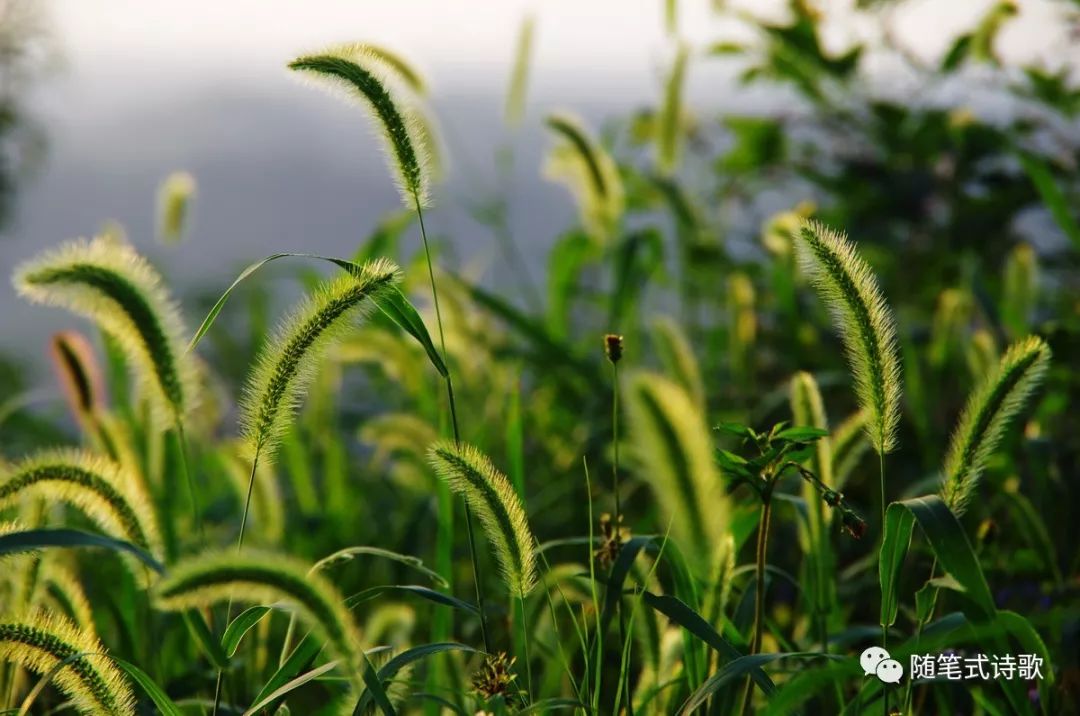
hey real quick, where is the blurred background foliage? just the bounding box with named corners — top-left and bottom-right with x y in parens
top-left (1, 0), bottom-right (1079, 712)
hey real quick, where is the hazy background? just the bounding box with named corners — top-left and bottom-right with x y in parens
top-left (0, 0), bottom-right (1070, 375)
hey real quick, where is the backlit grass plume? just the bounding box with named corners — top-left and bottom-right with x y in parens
top-left (155, 549), bottom-right (362, 673)
top-left (793, 220), bottom-right (901, 456)
top-left (288, 46), bottom-right (433, 207)
top-left (0, 449), bottom-right (162, 561)
top-left (651, 316), bottom-right (704, 411)
top-left (13, 236), bottom-right (197, 426)
top-left (1002, 243), bottom-right (1038, 338)
top-left (505, 16), bottom-right (535, 128)
top-left (0, 611), bottom-right (134, 715)
top-left (427, 441), bottom-right (538, 597)
top-left (43, 561), bottom-right (96, 634)
top-left (656, 43), bottom-right (688, 176)
top-left (156, 170), bottom-right (196, 245)
top-left (624, 372), bottom-right (730, 572)
top-left (544, 112), bottom-right (625, 241)
top-left (941, 335), bottom-right (1051, 516)
top-left (49, 330), bottom-right (105, 429)
top-left (239, 260), bottom-right (400, 465)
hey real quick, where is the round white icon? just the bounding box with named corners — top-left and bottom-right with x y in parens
top-left (860, 646), bottom-right (904, 683)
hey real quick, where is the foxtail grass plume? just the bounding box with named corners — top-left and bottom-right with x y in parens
top-left (831, 409), bottom-right (870, 489)
top-left (1002, 243), bottom-right (1038, 338)
top-left (651, 317), bottom-right (704, 411)
top-left (0, 449), bottom-right (162, 563)
top-left (42, 561), bottom-right (96, 635)
top-left (794, 221), bottom-right (901, 455)
top-left (428, 441), bottom-right (538, 597)
top-left (49, 331), bottom-right (105, 427)
top-left (0, 611), bottom-right (135, 715)
top-left (155, 549), bottom-right (362, 675)
top-left (505, 16), bottom-right (535, 128)
top-left (790, 371), bottom-right (834, 489)
top-left (156, 171), bottom-right (196, 245)
top-left (14, 236), bottom-right (198, 426)
top-left (624, 372), bottom-right (730, 573)
top-left (239, 260), bottom-right (400, 464)
top-left (289, 45), bottom-right (434, 206)
top-left (544, 112), bottom-right (625, 242)
top-left (941, 335), bottom-right (1050, 516)
top-left (656, 43), bottom-right (688, 176)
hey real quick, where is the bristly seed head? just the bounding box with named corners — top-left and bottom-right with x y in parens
top-left (604, 333), bottom-right (624, 364)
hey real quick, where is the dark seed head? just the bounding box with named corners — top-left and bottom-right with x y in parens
top-left (604, 333), bottom-right (624, 364)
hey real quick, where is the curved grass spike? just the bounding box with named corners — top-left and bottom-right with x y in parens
top-left (428, 441), bottom-right (538, 597)
top-left (793, 220), bottom-right (901, 456)
top-left (42, 562), bottom-right (96, 635)
top-left (239, 260), bottom-right (400, 466)
top-left (657, 43), bottom-right (688, 176)
top-left (13, 236), bottom-right (197, 426)
top-left (0, 449), bottom-right (162, 564)
top-left (0, 611), bottom-right (134, 715)
top-left (623, 371), bottom-right (730, 573)
top-left (651, 316), bottom-right (705, 411)
top-left (505, 15), bottom-right (535, 128)
top-left (831, 409), bottom-right (869, 489)
top-left (1002, 243), bottom-right (1038, 338)
top-left (156, 171), bottom-right (196, 245)
top-left (325, 42), bottom-right (428, 95)
top-left (941, 336), bottom-right (1050, 516)
top-left (49, 331), bottom-right (104, 425)
top-left (544, 112), bottom-right (625, 241)
top-left (288, 47), bottom-right (432, 206)
top-left (154, 550), bottom-right (362, 676)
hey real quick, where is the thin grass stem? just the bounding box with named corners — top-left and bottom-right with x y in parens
top-left (518, 595), bottom-right (533, 703)
top-left (739, 494), bottom-right (773, 716)
top-left (413, 192), bottom-right (491, 655)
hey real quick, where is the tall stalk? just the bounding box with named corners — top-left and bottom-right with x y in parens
top-left (739, 488), bottom-right (773, 716)
top-left (414, 194), bottom-right (492, 655)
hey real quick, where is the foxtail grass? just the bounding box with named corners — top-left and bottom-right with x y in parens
top-left (544, 112), bottom-right (625, 241)
top-left (623, 372), bottom-right (730, 575)
top-left (789, 371), bottom-right (835, 653)
top-left (288, 47), bottom-right (433, 207)
top-left (651, 317), bottom-right (704, 411)
top-left (0, 450), bottom-right (162, 567)
top-left (0, 611), bottom-right (134, 715)
top-left (428, 441), bottom-right (538, 598)
top-left (656, 43), bottom-right (688, 176)
top-left (793, 220), bottom-right (901, 457)
top-left (794, 220), bottom-right (900, 701)
top-left (14, 236), bottom-right (198, 427)
top-left (41, 562), bottom-right (95, 636)
top-left (505, 16), bottom-right (535, 128)
top-left (155, 550), bottom-right (362, 677)
top-left (1002, 243), bottom-right (1039, 338)
top-left (156, 171), bottom-right (196, 245)
top-left (941, 335), bottom-right (1051, 516)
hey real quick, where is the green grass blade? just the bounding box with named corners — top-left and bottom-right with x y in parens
top-left (243, 660), bottom-right (340, 716)
top-left (352, 643), bottom-right (479, 714)
top-left (111, 658), bottom-right (185, 716)
top-left (0, 527), bottom-right (164, 574)
top-left (680, 652), bottom-right (840, 715)
top-left (222, 606), bottom-right (273, 658)
top-left (1017, 151), bottom-right (1080, 250)
top-left (879, 495), bottom-right (996, 625)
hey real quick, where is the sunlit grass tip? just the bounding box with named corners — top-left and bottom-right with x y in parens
top-left (239, 259), bottom-right (400, 464)
top-left (0, 610), bottom-right (135, 715)
top-left (793, 220), bottom-right (901, 455)
top-left (941, 335), bottom-right (1050, 516)
top-left (156, 170), bottom-right (196, 245)
top-left (427, 441), bottom-right (538, 597)
top-left (543, 111), bottom-right (625, 241)
top-left (13, 236), bottom-right (198, 426)
top-left (154, 549), bottom-right (362, 674)
top-left (288, 45), bottom-right (435, 207)
top-left (624, 371), bottom-right (730, 570)
top-left (0, 448), bottom-right (162, 563)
